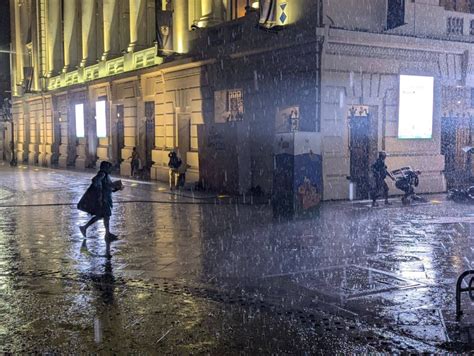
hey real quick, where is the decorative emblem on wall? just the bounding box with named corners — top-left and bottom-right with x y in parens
top-left (279, 3), bottom-right (288, 25)
top-left (347, 105), bottom-right (369, 117)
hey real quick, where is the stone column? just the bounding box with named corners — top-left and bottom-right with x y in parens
top-left (13, 0), bottom-right (24, 90)
top-left (128, 0), bottom-right (147, 52)
top-left (47, 0), bottom-right (62, 76)
top-left (173, 0), bottom-right (189, 53)
top-left (63, 0), bottom-right (79, 72)
top-left (30, 0), bottom-right (40, 91)
top-left (81, 0), bottom-right (97, 67)
top-left (202, 0), bottom-right (212, 18)
top-left (197, 0), bottom-right (225, 27)
top-left (102, 0), bottom-right (120, 60)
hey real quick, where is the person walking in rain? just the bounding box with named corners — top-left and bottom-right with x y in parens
top-left (371, 151), bottom-right (395, 207)
top-left (78, 161), bottom-right (123, 240)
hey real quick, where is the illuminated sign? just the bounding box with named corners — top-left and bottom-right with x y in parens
top-left (75, 103), bottom-right (85, 138)
top-left (96, 100), bottom-right (107, 138)
top-left (398, 75), bottom-right (434, 139)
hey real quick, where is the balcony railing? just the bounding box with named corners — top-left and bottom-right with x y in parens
top-left (46, 47), bottom-right (163, 91)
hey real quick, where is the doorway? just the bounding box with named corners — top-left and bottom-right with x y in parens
top-left (144, 101), bottom-right (155, 175)
top-left (52, 111), bottom-right (61, 166)
top-left (349, 112), bottom-right (376, 200)
top-left (114, 105), bottom-right (125, 168)
top-left (0, 124), bottom-right (5, 161)
top-left (441, 116), bottom-right (472, 188)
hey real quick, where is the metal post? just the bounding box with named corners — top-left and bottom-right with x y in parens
top-left (456, 270), bottom-right (474, 318)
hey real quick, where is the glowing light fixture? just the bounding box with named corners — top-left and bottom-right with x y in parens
top-left (75, 103), bottom-right (85, 138)
top-left (96, 100), bottom-right (107, 138)
top-left (251, 1), bottom-right (259, 9)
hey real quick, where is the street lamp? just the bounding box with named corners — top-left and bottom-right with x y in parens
top-left (1, 97), bottom-right (16, 166)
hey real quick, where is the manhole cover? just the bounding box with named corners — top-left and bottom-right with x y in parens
top-left (286, 265), bottom-right (422, 299)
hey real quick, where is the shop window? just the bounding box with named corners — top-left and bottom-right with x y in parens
top-left (75, 103), bottom-right (85, 138)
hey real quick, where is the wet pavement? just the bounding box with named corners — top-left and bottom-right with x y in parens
top-left (0, 163), bottom-right (474, 353)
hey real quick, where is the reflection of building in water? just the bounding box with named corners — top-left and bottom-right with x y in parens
top-left (8, 0), bottom-right (474, 200)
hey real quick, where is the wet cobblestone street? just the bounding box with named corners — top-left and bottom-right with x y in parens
top-left (0, 164), bottom-right (474, 353)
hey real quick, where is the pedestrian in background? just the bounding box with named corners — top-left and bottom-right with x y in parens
top-left (371, 151), bottom-right (394, 207)
top-left (78, 161), bottom-right (123, 240)
top-left (129, 147), bottom-right (140, 178)
top-left (168, 151), bottom-right (182, 190)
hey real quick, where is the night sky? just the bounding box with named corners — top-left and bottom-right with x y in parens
top-left (0, 1), bottom-right (9, 46)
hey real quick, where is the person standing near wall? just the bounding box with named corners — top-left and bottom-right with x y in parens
top-left (168, 151), bottom-right (182, 190)
top-left (129, 147), bottom-right (140, 178)
top-left (371, 151), bottom-right (395, 207)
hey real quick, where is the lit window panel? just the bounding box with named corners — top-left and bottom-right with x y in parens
top-left (96, 100), bottom-right (107, 138)
top-left (75, 103), bottom-right (85, 138)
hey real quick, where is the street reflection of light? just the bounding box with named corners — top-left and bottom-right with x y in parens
top-left (158, 187), bottom-right (167, 191)
top-left (431, 200), bottom-right (441, 204)
top-left (131, 183), bottom-right (138, 187)
top-left (218, 195), bottom-right (230, 199)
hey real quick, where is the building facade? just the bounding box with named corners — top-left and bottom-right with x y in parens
top-left (321, 0), bottom-right (474, 198)
top-left (7, 0), bottom-right (474, 200)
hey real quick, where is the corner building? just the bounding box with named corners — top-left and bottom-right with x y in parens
top-left (7, 0), bottom-right (474, 200)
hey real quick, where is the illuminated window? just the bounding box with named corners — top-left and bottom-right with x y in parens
top-left (75, 103), bottom-right (85, 138)
top-left (398, 75), bottom-right (434, 139)
top-left (96, 100), bottom-right (107, 138)
top-left (228, 0), bottom-right (250, 19)
top-left (192, 0), bottom-right (250, 26)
